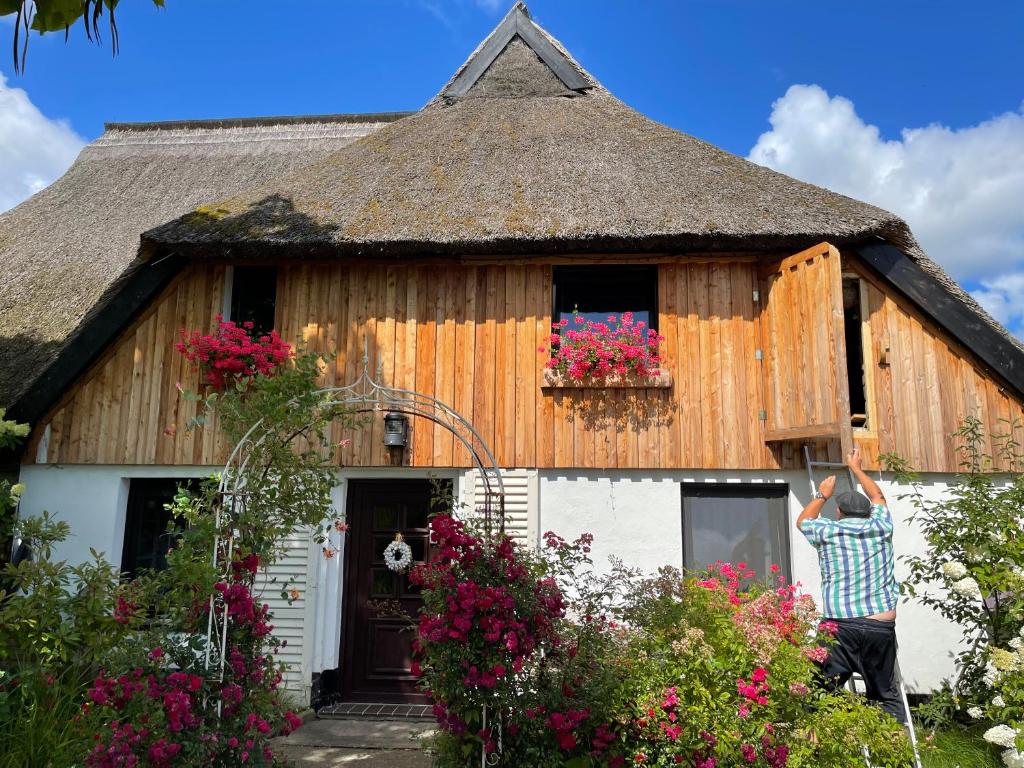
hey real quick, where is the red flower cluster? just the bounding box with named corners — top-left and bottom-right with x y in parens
top-left (411, 515), bottom-right (564, 700)
top-left (542, 311), bottom-right (664, 381)
top-left (176, 316), bottom-right (291, 391)
top-left (84, 550), bottom-right (297, 766)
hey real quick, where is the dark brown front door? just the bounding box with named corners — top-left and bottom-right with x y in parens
top-left (341, 480), bottom-right (437, 703)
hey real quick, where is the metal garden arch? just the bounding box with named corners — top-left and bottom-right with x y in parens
top-left (203, 345), bottom-right (507, 691)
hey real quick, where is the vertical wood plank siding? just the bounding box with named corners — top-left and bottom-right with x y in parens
top-left (31, 257), bottom-right (1024, 472)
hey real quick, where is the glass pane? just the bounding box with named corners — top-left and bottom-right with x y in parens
top-left (372, 505), bottom-right (399, 531)
top-left (402, 574), bottom-right (421, 596)
top-left (371, 568), bottom-right (396, 597)
top-left (407, 537), bottom-right (426, 563)
top-left (684, 496), bottom-right (784, 580)
top-left (405, 504), bottom-right (428, 531)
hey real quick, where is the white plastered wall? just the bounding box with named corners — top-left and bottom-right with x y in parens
top-left (538, 468), bottom-right (972, 693)
top-left (16, 462), bottom-right (977, 695)
top-left (15, 464), bottom-right (466, 705)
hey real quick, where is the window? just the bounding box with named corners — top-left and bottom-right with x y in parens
top-left (842, 276), bottom-right (870, 429)
top-left (120, 479), bottom-right (189, 577)
top-left (226, 266), bottom-right (278, 336)
top-left (552, 265), bottom-right (658, 330)
top-left (681, 484), bottom-right (791, 580)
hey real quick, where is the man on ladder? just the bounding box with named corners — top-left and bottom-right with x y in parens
top-left (796, 447), bottom-right (907, 725)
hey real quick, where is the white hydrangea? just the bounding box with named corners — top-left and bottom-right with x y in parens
top-left (1010, 637), bottom-right (1024, 651)
top-left (941, 561), bottom-right (969, 579)
top-left (966, 546), bottom-right (987, 563)
top-left (1004, 748), bottom-right (1024, 768)
top-left (985, 725), bottom-right (1019, 749)
top-left (952, 576), bottom-right (982, 599)
top-left (985, 662), bottom-right (1001, 687)
top-left (968, 706), bottom-right (984, 719)
top-left (993, 695), bottom-right (1006, 708)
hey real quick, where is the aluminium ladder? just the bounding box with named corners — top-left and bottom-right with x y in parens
top-left (803, 446), bottom-right (924, 768)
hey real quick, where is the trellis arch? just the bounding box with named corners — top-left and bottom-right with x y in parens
top-left (204, 347), bottom-right (507, 693)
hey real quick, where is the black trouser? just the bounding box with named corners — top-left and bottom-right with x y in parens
top-left (818, 617), bottom-right (907, 724)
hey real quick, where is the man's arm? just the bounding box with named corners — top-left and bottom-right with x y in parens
top-left (796, 474), bottom-right (836, 530)
top-left (846, 448), bottom-right (885, 504)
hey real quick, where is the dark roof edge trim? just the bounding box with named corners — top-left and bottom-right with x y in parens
top-left (444, 2), bottom-right (590, 98)
top-left (104, 111), bottom-right (414, 132)
top-left (8, 256), bottom-right (185, 429)
top-left (855, 241), bottom-right (1024, 400)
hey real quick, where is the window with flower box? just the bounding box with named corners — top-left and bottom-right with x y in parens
top-left (544, 265), bottom-right (668, 387)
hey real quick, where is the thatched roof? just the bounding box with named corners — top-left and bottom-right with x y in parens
top-left (146, 9), bottom-right (909, 257)
top-left (142, 3), bottom-right (1022, 367)
top-left (0, 113), bottom-right (406, 408)
top-left (2, 2), bottom-right (1021, 417)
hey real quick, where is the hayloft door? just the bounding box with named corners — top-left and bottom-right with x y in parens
top-left (340, 480), bottom-right (435, 703)
top-left (758, 242), bottom-right (854, 453)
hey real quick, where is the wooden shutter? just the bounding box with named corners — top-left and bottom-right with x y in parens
top-left (759, 242), bottom-right (853, 452)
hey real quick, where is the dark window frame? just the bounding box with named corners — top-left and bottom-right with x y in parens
top-left (551, 265), bottom-right (659, 333)
top-left (680, 483), bottom-right (792, 582)
top-left (842, 275), bottom-right (870, 429)
top-left (228, 266), bottom-right (278, 336)
top-left (120, 478), bottom-right (193, 578)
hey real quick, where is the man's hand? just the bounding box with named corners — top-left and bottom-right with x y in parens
top-left (845, 448), bottom-right (862, 471)
top-left (846, 446), bottom-right (885, 504)
top-left (819, 475), bottom-right (837, 499)
top-left (797, 475), bottom-right (834, 530)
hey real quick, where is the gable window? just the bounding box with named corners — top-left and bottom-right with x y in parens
top-left (681, 484), bottom-right (791, 580)
top-left (225, 266), bottom-right (278, 335)
top-left (842, 275), bottom-right (872, 430)
top-left (120, 479), bottom-right (189, 577)
top-left (553, 265), bottom-right (658, 331)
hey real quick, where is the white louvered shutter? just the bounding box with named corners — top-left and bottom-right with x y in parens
top-left (463, 469), bottom-right (538, 545)
top-left (255, 528), bottom-right (312, 696)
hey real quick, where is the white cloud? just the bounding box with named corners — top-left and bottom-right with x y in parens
top-left (972, 274), bottom-right (1024, 336)
top-left (0, 71), bottom-right (84, 213)
top-left (748, 85), bottom-right (1024, 337)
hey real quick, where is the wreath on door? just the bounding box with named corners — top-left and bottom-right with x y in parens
top-left (383, 533), bottom-right (413, 573)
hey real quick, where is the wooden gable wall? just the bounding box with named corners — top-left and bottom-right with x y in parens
top-left (27, 250), bottom-right (1024, 473)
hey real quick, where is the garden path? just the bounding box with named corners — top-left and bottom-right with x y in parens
top-left (271, 717), bottom-right (434, 767)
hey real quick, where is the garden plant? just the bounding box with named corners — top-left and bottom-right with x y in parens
top-left (884, 418), bottom-right (1024, 768)
top-left (543, 311), bottom-right (664, 382)
top-left (0, 322), bottom-right (355, 767)
top-left (414, 512), bottom-right (915, 767)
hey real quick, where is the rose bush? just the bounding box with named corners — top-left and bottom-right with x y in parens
top-left (2, 342), bottom-right (354, 766)
top-left (177, 316), bottom-right (292, 391)
top-left (79, 546), bottom-right (302, 767)
top-left (415, 515), bottom-right (914, 767)
top-left (543, 311), bottom-right (663, 382)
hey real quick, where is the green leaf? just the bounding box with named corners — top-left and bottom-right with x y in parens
top-left (30, 0), bottom-right (85, 33)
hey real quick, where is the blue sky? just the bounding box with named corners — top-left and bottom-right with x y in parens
top-left (3, 0), bottom-right (1024, 334)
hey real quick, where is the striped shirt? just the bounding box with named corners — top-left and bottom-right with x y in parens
top-left (799, 504), bottom-right (899, 619)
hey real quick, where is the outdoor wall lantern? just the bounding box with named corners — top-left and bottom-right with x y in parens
top-left (383, 412), bottom-right (409, 465)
